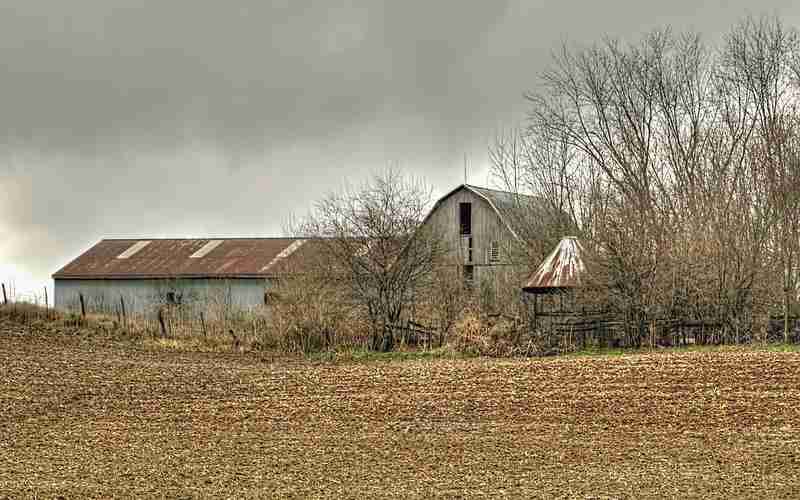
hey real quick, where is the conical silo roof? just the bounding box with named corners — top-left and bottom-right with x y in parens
top-left (522, 236), bottom-right (587, 293)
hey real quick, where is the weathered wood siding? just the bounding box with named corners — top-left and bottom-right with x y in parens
top-left (422, 187), bottom-right (514, 284)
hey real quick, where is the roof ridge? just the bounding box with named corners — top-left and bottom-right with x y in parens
top-left (100, 236), bottom-right (302, 241)
top-left (467, 184), bottom-right (540, 199)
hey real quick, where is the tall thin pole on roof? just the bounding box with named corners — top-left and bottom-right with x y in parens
top-left (464, 153), bottom-right (467, 185)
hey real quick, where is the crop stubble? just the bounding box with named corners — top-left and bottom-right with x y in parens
top-left (1, 318), bottom-right (799, 498)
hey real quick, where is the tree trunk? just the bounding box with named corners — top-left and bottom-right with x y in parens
top-left (380, 325), bottom-right (394, 352)
top-left (784, 287), bottom-right (790, 344)
top-left (370, 322), bottom-right (382, 351)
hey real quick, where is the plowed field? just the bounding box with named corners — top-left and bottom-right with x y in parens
top-left (2, 318), bottom-right (800, 498)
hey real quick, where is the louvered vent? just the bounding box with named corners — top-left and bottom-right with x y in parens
top-left (489, 241), bottom-right (500, 264)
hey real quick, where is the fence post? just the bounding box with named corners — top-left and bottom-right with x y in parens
top-left (79, 293), bottom-right (86, 318)
top-left (44, 287), bottom-right (48, 309)
top-left (2, 283), bottom-right (7, 305)
top-left (120, 296), bottom-right (126, 328)
top-left (200, 311), bottom-right (207, 338)
top-left (158, 307), bottom-right (168, 338)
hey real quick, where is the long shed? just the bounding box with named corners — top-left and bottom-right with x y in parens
top-left (52, 238), bottom-right (311, 315)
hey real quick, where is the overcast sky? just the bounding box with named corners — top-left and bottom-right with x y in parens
top-left (2, 0), bottom-right (800, 301)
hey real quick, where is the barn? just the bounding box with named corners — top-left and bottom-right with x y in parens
top-left (52, 238), bottom-right (311, 315)
top-left (420, 184), bottom-right (540, 286)
top-left (51, 184), bottom-right (553, 316)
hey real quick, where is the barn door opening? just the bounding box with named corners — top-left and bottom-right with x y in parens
top-left (459, 202), bottom-right (472, 235)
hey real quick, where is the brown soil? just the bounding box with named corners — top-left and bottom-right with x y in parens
top-left (2, 315), bottom-right (799, 498)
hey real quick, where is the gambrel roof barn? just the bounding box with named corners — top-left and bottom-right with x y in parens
top-left (419, 184), bottom-right (546, 287)
top-left (422, 184), bottom-right (545, 241)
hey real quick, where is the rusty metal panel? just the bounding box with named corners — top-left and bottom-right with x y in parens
top-left (52, 238), bottom-right (320, 279)
top-left (523, 236), bottom-right (586, 293)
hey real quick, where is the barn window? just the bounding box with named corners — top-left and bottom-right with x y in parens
top-left (165, 291), bottom-right (182, 305)
top-left (459, 202), bottom-right (472, 235)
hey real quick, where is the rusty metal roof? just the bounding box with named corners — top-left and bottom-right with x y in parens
top-left (523, 236), bottom-right (587, 293)
top-left (52, 238), bottom-right (318, 280)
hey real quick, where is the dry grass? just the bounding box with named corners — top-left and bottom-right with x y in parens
top-left (2, 311), bottom-right (800, 498)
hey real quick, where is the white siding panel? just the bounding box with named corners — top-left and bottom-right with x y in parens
top-left (54, 278), bottom-right (272, 316)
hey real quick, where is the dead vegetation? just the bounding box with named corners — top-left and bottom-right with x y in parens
top-left (491, 15), bottom-right (800, 347)
top-left (2, 310), bottom-right (800, 498)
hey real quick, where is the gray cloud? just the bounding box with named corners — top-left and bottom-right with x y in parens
top-left (2, 0), bottom-right (800, 297)
top-left (0, 1), bottom-right (510, 155)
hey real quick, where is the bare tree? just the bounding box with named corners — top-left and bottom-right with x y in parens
top-left (490, 127), bottom-right (583, 267)
top-left (495, 17), bottom-right (800, 346)
top-left (416, 258), bottom-right (470, 348)
top-left (294, 169), bottom-right (445, 352)
top-left (723, 16), bottom-right (800, 341)
top-left (267, 256), bottom-right (365, 353)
